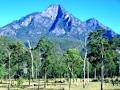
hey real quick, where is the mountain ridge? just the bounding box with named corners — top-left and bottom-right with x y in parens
top-left (0, 4), bottom-right (119, 47)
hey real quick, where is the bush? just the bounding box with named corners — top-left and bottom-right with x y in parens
top-left (55, 80), bottom-right (65, 83)
top-left (104, 79), bottom-right (110, 83)
top-left (0, 80), bottom-right (2, 84)
top-left (91, 79), bottom-right (98, 82)
top-left (17, 78), bottom-right (24, 87)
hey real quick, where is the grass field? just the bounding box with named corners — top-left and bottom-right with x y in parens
top-left (0, 79), bottom-right (120, 90)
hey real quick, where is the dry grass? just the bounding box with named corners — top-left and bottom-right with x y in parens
top-left (0, 79), bottom-right (120, 90)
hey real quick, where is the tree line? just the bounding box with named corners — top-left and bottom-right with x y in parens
top-left (0, 29), bottom-right (120, 90)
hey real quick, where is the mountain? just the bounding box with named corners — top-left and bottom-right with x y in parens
top-left (0, 5), bottom-right (118, 48)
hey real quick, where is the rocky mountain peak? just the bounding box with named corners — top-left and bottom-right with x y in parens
top-left (85, 18), bottom-right (108, 31)
top-left (0, 5), bottom-right (118, 47)
top-left (41, 5), bottom-right (62, 20)
top-left (86, 18), bottom-right (99, 25)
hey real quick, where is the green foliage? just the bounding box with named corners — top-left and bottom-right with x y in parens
top-left (0, 33), bottom-right (119, 80)
top-left (0, 36), bottom-right (30, 78)
top-left (87, 29), bottom-right (117, 77)
top-left (34, 37), bottom-right (55, 77)
top-left (0, 66), bottom-right (6, 79)
top-left (7, 42), bottom-right (27, 78)
top-left (64, 48), bottom-right (83, 77)
top-left (112, 37), bottom-right (120, 48)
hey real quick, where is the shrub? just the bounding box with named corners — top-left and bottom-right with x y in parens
top-left (91, 79), bottom-right (98, 82)
top-left (17, 78), bottom-right (24, 87)
top-left (104, 79), bottom-right (110, 83)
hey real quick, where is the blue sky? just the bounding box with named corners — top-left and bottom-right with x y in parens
top-left (0, 0), bottom-right (120, 33)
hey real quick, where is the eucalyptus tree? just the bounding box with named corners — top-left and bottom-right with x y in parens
top-left (34, 37), bottom-right (54, 88)
top-left (83, 35), bottom-right (88, 88)
top-left (0, 44), bottom-right (7, 80)
top-left (64, 48), bottom-right (83, 90)
top-left (0, 36), bottom-right (27, 89)
top-left (0, 37), bottom-right (13, 90)
top-left (27, 40), bottom-right (34, 80)
top-left (87, 29), bottom-right (116, 90)
top-left (112, 36), bottom-right (120, 76)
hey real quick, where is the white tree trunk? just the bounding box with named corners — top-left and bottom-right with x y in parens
top-left (101, 61), bottom-right (104, 90)
top-left (83, 37), bottom-right (87, 88)
top-left (27, 40), bottom-right (34, 79)
top-left (87, 60), bottom-right (90, 83)
top-left (8, 52), bottom-right (11, 90)
top-left (83, 57), bottom-right (86, 88)
top-left (118, 63), bottom-right (120, 76)
top-left (101, 37), bottom-right (104, 90)
top-left (94, 68), bottom-right (97, 79)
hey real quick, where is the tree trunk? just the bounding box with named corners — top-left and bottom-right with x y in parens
top-left (38, 78), bottom-right (40, 90)
top-left (83, 36), bottom-right (87, 88)
top-left (28, 40), bottom-right (34, 79)
top-left (87, 60), bottom-right (89, 83)
top-left (60, 73), bottom-right (61, 82)
top-left (60, 73), bottom-right (62, 88)
top-left (94, 68), bottom-right (97, 79)
top-left (44, 69), bottom-right (47, 89)
top-left (69, 73), bottom-right (71, 90)
top-left (83, 52), bottom-right (87, 88)
top-left (38, 51), bottom-right (42, 89)
top-left (54, 76), bottom-right (56, 86)
top-left (119, 63), bottom-right (120, 76)
top-left (28, 74), bottom-right (31, 86)
top-left (101, 61), bottom-right (104, 90)
top-left (101, 37), bottom-right (104, 90)
top-left (8, 52), bottom-right (11, 90)
top-left (35, 66), bottom-right (37, 80)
